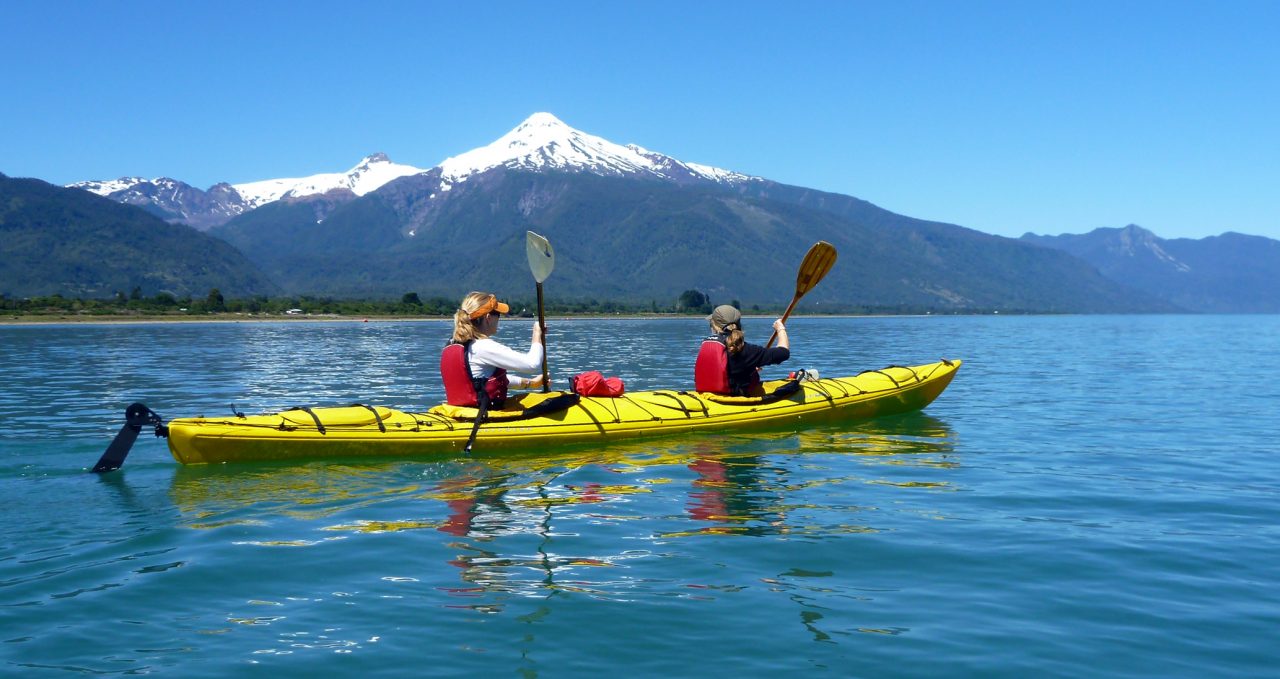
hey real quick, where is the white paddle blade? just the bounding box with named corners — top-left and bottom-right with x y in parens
top-left (526, 231), bottom-right (555, 283)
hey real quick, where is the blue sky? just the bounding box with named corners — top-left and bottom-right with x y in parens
top-left (2, 1), bottom-right (1277, 240)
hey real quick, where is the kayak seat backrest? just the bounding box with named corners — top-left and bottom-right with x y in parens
top-left (703, 378), bottom-right (802, 405)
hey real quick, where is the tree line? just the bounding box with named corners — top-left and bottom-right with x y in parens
top-left (2, 288), bottom-right (755, 317)
top-left (2, 287), bottom-right (1005, 318)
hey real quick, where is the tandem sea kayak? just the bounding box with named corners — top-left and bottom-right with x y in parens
top-left (144, 359), bottom-right (960, 466)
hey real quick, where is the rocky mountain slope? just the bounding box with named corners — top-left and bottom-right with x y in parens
top-left (1, 173), bottom-right (277, 298)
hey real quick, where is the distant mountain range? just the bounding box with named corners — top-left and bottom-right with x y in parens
top-left (69, 153), bottom-right (425, 231)
top-left (1022, 225), bottom-right (1280, 312)
top-left (201, 114), bottom-right (1158, 311)
top-left (0, 173), bottom-right (276, 298)
top-left (1, 113), bottom-right (1271, 312)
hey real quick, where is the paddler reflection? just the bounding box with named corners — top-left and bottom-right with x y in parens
top-left (680, 413), bottom-right (957, 536)
top-left (685, 444), bottom-right (789, 536)
top-left (425, 448), bottom-right (671, 599)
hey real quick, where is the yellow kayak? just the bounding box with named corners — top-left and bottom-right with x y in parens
top-left (161, 360), bottom-right (960, 465)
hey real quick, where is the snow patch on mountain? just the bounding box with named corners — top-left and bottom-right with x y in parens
top-left (626, 143), bottom-right (756, 184)
top-left (71, 177), bottom-right (151, 197)
top-left (232, 153), bottom-right (425, 208)
top-left (67, 114), bottom-right (761, 229)
top-left (436, 112), bottom-right (758, 187)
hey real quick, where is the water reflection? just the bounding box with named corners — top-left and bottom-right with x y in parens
top-left (166, 414), bottom-right (955, 603)
top-left (682, 444), bottom-right (788, 536)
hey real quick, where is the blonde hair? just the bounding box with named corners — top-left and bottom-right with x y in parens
top-left (452, 291), bottom-right (495, 343)
top-left (711, 320), bottom-right (746, 355)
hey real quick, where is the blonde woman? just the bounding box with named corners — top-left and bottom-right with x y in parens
top-left (440, 291), bottom-right (545, 407)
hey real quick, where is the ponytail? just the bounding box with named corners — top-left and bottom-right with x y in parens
top-left (724, 323), bottom-right (745, 355)
top-left (451, 291), bottom-right (494, 343)
top-left (712, 318), bottom-right (747, 355)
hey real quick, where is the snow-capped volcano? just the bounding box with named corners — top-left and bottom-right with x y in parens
top-left (69, 113), bottom-right (758, 229)
top-left (232, 153), bottom-right (425, 208)
top-left (437, 112), bottom-right (756, 187)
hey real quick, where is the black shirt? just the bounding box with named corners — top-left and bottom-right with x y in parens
top-left (726, 340), bottom-right (790, 395)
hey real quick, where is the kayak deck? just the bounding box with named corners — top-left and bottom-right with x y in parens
top-left (166, 360), bottom-right (960, 465)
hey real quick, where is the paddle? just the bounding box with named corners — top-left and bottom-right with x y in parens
top-left (765, 241), bottom-right (838, 348)
top-left (526, 231), bottom-right (555, 392)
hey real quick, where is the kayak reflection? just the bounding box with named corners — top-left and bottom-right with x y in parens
top-left (166, 414), bottom-right (955, 524)
top-left (675, 412), bottom-right (956, 537)
top-left (165, 415), bottom-right (955, 598)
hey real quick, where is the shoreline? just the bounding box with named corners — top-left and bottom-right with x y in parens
top-left (0, 312), bottom-right (929, 326)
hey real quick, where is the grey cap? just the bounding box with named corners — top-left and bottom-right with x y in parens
top-left (708, 304), bottom-right (741, 329)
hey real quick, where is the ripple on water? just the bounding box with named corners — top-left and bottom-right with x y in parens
top-left (2, 317), bottom-right (1279, 675)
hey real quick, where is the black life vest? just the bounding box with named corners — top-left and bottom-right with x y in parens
top-left (441, 341), bottom-right (509, 407)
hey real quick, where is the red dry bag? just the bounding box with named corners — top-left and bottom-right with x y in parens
top-left (570, 371), bottom-right (625, 397)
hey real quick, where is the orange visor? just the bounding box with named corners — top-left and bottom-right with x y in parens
top-left (468, 295), bottom-right (510, 319)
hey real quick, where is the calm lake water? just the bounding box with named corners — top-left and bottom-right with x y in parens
top-left (1, 315), bottom-right (1277, 677)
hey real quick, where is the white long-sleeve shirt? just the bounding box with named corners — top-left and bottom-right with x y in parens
top-left (468, 338), bottom-right (544, 388)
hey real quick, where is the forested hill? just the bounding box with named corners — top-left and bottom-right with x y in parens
top-left (210, 168), bottom-right (1172, 313)
top-left (1022, 225), bottom-right (1280, 313)
top-left (0, 174), bottom-right (277, 298)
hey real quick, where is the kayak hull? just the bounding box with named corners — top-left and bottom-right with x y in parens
top-left (166, 360), bottom-right (960, 465)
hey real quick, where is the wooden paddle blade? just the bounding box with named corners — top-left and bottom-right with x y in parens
top-left (765, 242), bottom-right (838, 348)
top-left (526, 231), bottom-right (555, 283)
top-left (794, 241), bottom-right (837, 296)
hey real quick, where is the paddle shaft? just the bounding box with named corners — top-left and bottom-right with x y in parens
top-left (536, 281), bottom-right (549, 392)
top-left (765, 297), bottom-right (800, 349)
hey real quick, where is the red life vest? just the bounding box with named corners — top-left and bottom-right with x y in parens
top-left (440, 341), bottom-right (509, 407)
top-left (694, 336), bottom-right (731, 394)
top-left (695, 335), bottom-right (763, 395)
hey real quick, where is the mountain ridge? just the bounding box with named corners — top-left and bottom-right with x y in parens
top-left (0, 173), bottom-right (277, 298)
top-left (36, 113), bottom-right (1277, 311)
top-left (67, 113), bottom-right (758, 230)
top-left (210, 167), bottom-right (1174, 312)
top-left (69, 153), bottom-right (427, 231)
top-left (1022, 225), bottom-right (1280, 312)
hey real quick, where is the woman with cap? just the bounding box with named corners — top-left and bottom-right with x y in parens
top-left (694, 304), bottom-right (790, 396)
top-left (440, 291), bottom-right (545, 407)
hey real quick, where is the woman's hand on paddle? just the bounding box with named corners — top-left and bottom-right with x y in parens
top-left (527, 374), bottom-right (546, 390)
top-left (532, 321), bottom-right (544, 345)
top-left (773, 318), bottom-right (790, 350)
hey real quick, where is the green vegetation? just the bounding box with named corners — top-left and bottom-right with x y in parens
top-left (5, 168), bottom-right (1171, 316)
top-left (1, 290), bottom-right (1032, 320)
top-left (0, 174), bottom-right (277, 298)
top-left (676, 289), bottom-right (712, 313)
top-left (206, 170), bottom-right (1160, 312)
